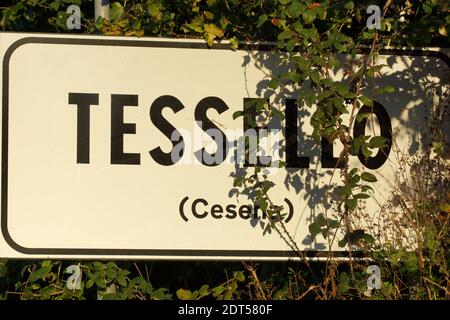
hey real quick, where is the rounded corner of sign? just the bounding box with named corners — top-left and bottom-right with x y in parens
top-left (0, 221), bottom-right (35, 255)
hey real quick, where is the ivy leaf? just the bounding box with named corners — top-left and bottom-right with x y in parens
top-left (310, 70), bottom-right (320, 84)
top-left (278, 29), bottom-right (294, 40)
top-left (110, 2), bottom-right (124, 23)
top-left (302, 10), bottom-right (316, 24)
top-left (285, 38), bottom-right (296, 52)
top-left (422, 3), bottom-right (432, 14)
top-left (205, 32), bottom-right (215, 47)
top-left (257, 14), bottom-right (268, 28)
top-left (356, 112), bottom-right (370, 123)
top-left (287, 1), bottom-right (303, 18)
top-left (233, 271), bottom-right (245, 282)
top-left (368, 136), bottom-right (388, 149)
top-left (361, 145), bottom-right (372, 159)
top-left (268, 78), bottom-right (279, 89)
top-left (229, 36), bottom-right (239, 50)
top-left (116, 274), bottom-right (127, 287)
top-left (346, 198), bottom-right (357, 210)
top-left (204, 23), bottom-right (224, 38)
top-left (29, 267), bottom-right (48, 282)
top-left (176, 288), bottom-right (194, 300)
top-left (344, 1), bottom-right (354, 10)
top-left (361, 172), bottom-right (377, 182)
top-left (383, 85), bottom-right (395, 93)
top-left (147, 3), bottom-right (163, 21)
top-left (292, 56), bottom-right (310, 71)
top-left (336, 83), bottom-right (349, 96)
top-left (49, 0), bottom-right (60, 11)
top-left (359, 95), bottom-right (373, 107)
top-left (212, 285), bottom-right (225, 297)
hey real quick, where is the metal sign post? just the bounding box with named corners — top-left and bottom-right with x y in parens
top-left (95, 0), bottom-right (110, 21)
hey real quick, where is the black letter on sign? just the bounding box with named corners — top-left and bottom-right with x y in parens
top-left (285, 99), bottom-right (309, 168)
top-left (353, 101), bottom-right (392, 169)
top-left (149, 95), bottom-right (185, 166)
top-left (321, 137), bottom-right (344, 168)
top-left (68, 92), bottom-right (99, 164)
top-left (194, 97), bottom-right (229, 166)
top-left (111, 94), bottom-right (140, 165)
top-left (243, 98), bottom-right (271, 167)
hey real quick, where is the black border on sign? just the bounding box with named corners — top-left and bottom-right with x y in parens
top-left (1, 36), bottom-right (449, 258)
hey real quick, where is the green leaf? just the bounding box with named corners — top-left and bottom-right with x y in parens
top-left (368, 136), bottom-right (388, 149)
top-left (287, 1), bottom-right (303, 18)
top-left (147, 3), bottom-right (163, 20)
top-left (310, 70), bottom-right (320, 84)
top-left (346, 198), bottom-right (357, 210)
top-left (268, 78), bottom-right (279, 89)
top-left (286, 38), bottom-right (297, 52)
top-left (106, 268), bottom-right (117, 279)
top-left (359, 95), bottom-right (373, 107)
top-left (205, 32), bottom-right (215, 47)
top-left (293, 56), bottom-right (310, 71)
top-left (344, 1), bottom-right (354, 10)
top-left (95, 278), bottom-right (107, 288)
top-left (176, 288), bottom-right (193, 300)
top-left (362, 233), bottom-right (375, 244)
top-left (259, 198), bottom-right (268, 211)
top-left (229, 36), bottom-right (239, 50)
top-left (199, 284), bottom-right (209, 296)
top-left (110, 2), bottom-right (124, 23)
top-left (86, 279), bottom-right (94, 289)
top-left (356, 112), bottom-right (370, 123)
top-left (278, 29), bottom-right (294, 40)
top-left (422, 3), bottom-right (432, 14)
top-left (302, 10), bottom-right (316, 24)
top-left (212, 285), bottom-right (225, 297)
top-left (338, 238), bottom-right (347, 248)
top-left (257, 14), bottom-right (268, 28)
top-left (233, 271), bottom-right (245, 282)
top-left (116, 274), bottom-right (127, 287)
top-left (49, 0), bottom-right (60, 11)
top-left (183, 21), bottom-right (203, 33)
top-left (204, 23), bottom-right (224, 38)
top-left (336, 83), bottom-right (349, 96)
top-left (101, 293), bottom-right (117, 300)
top-left (383, 85), bottom-right (395, 93)
top-left (292, 21), bottom-right (303, 33)
top-left (361, 172), bottom-right (377, 182)
top-left (361, 144), bottom-right (372, 159)
top-left (30, 267), bottom-right (48, 282)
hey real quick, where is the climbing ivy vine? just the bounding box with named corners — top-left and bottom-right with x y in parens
top-left (0, 0), bottom-right (449, 300)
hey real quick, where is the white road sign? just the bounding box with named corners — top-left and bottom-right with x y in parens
top-left (0, 33), bottom-right (448, 259)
